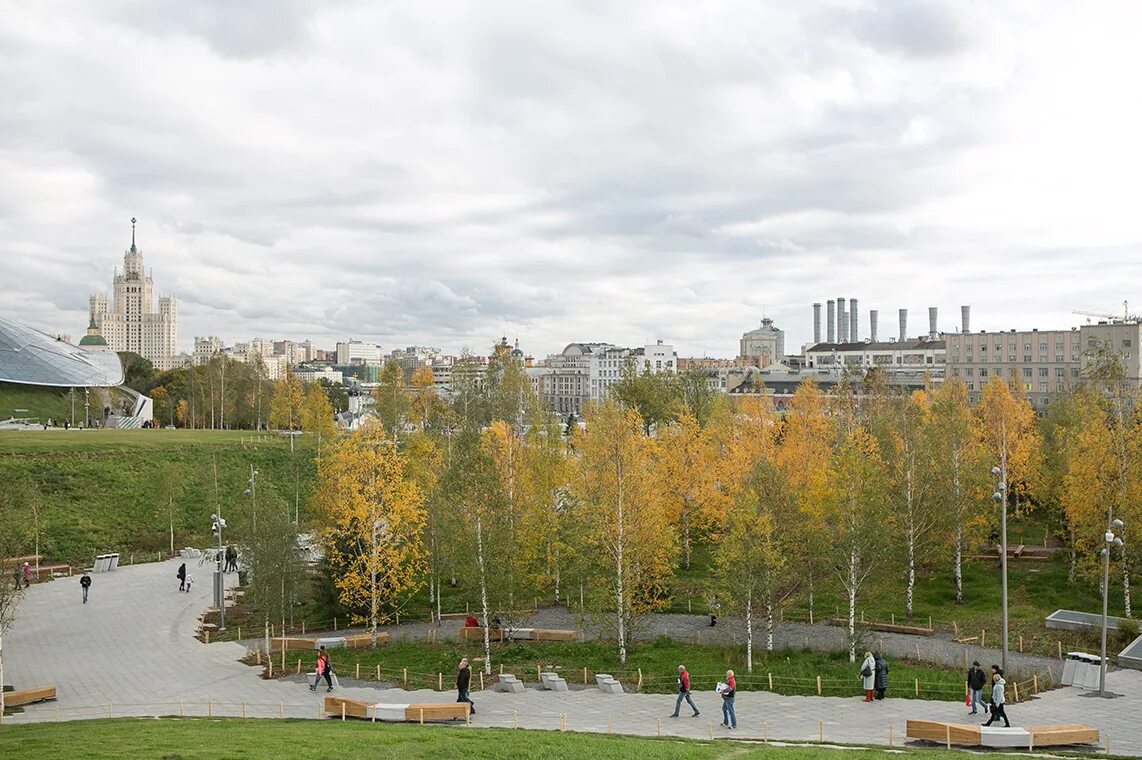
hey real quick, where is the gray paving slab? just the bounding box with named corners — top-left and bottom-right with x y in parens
top-left (2, 558), bottom-right (1139, 755)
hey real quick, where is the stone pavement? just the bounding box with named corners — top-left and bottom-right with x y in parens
top-left (3, 558), bottom-right (1139, 754)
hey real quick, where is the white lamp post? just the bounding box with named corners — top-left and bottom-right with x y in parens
top-left (1100, 519), bottom-right (1125, 697)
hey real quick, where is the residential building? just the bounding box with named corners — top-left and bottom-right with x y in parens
top-left (294, 366), bottom-right (343, 385)
top-left (1078, 320), bottom-right (1142, 388)
top-left (336, 340), bottom-right (383, 366)
top-left (193, 336), bottom-right (224, 365)
top-left (739, 317), bottom-right (785, 366)
top-left (88, 219), bottom-right (179, 370)
top-left (945, 328), bottom-right (1081, 409)
top-left (389, 345), bottom-right (441, 375)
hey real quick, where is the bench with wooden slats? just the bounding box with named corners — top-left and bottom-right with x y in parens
top-left (906, 719), bottom-right (1099, 748)
top-left (6, 685), bottom-right (57, 706)
top-left (324, 695), bottom-right (469, 722)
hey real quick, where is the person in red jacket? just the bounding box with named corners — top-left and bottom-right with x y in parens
top-left (720, 669), bottom-right (737, 729)
top-left (310, 646), bottom-right (333, 692)
top-left (464, 614), bottom-right (478, 627)
top-left (670, 664), bottom-right (700, 717)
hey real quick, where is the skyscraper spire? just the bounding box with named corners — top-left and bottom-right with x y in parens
top-left (130, 217), bottom-right (137, 253)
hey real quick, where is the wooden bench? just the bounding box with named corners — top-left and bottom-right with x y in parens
top-left (827, 618), bottom-right (934, 636)
top-left (460, 626), bottom-right (576, 642)
top-left (533, 629), bottom-right (576, 642)
top-left (345, 633), bottom-right (389, 649)
top-left (324, 696), bottom-right (469, 722)
top-left (6, 685), bottom-right (57, 706)
top-left (906, 719), bottom-right (1099, 748)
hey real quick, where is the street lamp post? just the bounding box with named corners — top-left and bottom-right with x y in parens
top-left (211, 509), bottom-right (228, 632)
top-left (992, 452), bottom-right (1009, 674)
top-left (1100, 519), bottom-right (1125, 697)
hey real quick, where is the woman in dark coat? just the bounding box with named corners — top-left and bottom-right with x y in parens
top-left (873, 652), bottom-right (889, 699)
top-left (177, 562), bottom-right (187, 592)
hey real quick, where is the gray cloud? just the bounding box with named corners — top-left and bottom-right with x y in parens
top-left (2, 1), bottom-right (1140, 357)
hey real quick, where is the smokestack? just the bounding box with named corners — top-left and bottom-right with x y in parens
top-left (929, 307), bottom-right (938, 340)
top-left (837, 297), bottom-right (846, 344)
top-left (826, 300), bottom-right (836, 343)
top-left (813, 303), bottom-right (822, 344)
top-left (849, 298), bottom-right (859, 342)
top-left (899, 308), bottom-right (908, 342)
top-left (870, 310), bottom-right (879, 342)
top-left (961, 305), bottom-right (970, 335)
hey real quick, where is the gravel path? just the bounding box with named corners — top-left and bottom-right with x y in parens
top-left (281, 607), bottom-right (1060, 679)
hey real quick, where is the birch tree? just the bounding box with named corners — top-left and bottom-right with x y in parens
top-left (574, 400), bottom-right (674, 665)
top-left (156, 464), bottom-right (182, 556)
top-left (269, 369), bottom-right (305, 451)
top-left (301, 382), bottom-right (337, 459)
top-left (717, 459), bottom-right (800, 671)
top-left (929, 379), bottom-right (989, 601)
top-left (0, 495), bottom-right (26, 723)
top-left (656, 413), bottom-right (715, 570)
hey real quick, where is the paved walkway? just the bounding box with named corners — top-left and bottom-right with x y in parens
top-left (3, 559), bottom-right (1139, 754)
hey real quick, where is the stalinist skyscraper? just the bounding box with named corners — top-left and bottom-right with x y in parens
top-left (88, 218), bottom-right (179, 370)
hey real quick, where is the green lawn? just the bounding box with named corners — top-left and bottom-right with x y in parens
top-left (265, 637), bottom-right (981, 701)
top-left (0, 718), bottom-right (994, 760)
top-left (0, 429), bottom-right (317, 563)
top-left (0, 384), bottom-right (74, 425)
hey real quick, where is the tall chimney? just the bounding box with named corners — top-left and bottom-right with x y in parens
top-left (899, 308), bottom-right (908, 342)
top-left (870, 309), bottom-right (879, 342)
top-left (929, 307), bottom-right (938, 340)
top-left (812, 303), bottom-right (822, 344)
top-left (961, 305), bottom-right (970, 334)
top-left (837, 297), bottom-right (846, 344)
top-left (849, 298), bottom-right (859, 342)
top-left (826, 300), bottom-right (836, 343)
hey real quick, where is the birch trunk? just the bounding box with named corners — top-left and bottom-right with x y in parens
top-left (1123, 542), bottom-right (1133, 617)
top-left (906, 468), bottom-right (915, 619)
top-left (745, 590), bottom-right (753, 673)
top-left (766, 596), bottom-right (775, 652)
top-left (477, 515), bottom-right (491, 674)
top-left (848, 548), bottom-right (858, 663)
top-left (616, 460), bottom-right (626, 666)
top-left (0, 629), bottom-right (5, 724)
top-left (953, 526), bottom-right (963, 604)
top-left (1068, 528), bottom-right (1077, 584)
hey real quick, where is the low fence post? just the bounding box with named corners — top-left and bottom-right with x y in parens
top-left (888, 722), bottom-right (893, 747)
top-left (768, 672), bottom-right (773, 690)
top-left (816, 675), bottom-right (822, 695)
top-left (914, 678), bottom-right (919, 696)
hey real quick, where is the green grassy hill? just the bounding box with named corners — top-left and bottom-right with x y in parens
top-left (0, 430), bottom-right (317, 565)
top-left (0, 382), bottom-right (75, 424)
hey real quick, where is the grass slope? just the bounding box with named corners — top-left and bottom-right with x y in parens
top-left (0, 718), bottom-right (982, 760)
top-left (0, 430), bottom-right (317, 564)
top-left (0, 383), bottom-right (74, 424)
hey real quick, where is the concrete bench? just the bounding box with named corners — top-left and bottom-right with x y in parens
top-left (309, 671), bottom-right (342, 689)
top-left (6, 685), bottom-right (57, 706)
top-left (906, 720), bottom-right (1099, 748)
top-left (314, 636), bottom-right (347, 649)
top-left (595, 673), bottom-right (623, 694)
top-left (324, 696), bottom-right (469, 722)
top-left (540, 671), bottom-right (568, 691)
top-left (498, 674), bottom-right (525, 693)
top-left (345, 633), bottom-right (389, 649)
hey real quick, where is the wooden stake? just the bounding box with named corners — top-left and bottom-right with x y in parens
top-left (438, 672), bottom-right (443, 690)
top-left (656, 718), bottom-right (661, 736)
top-left (928, 615), bottom-right (932, 630)
top-left (819, 720), bottom-right (824, 742)
top-left (537, 665), bottom-right (541, 683)
top-left (376, 664), bottom-right (380, 679)
top-left (583, 666), bottom-right (588, 685)
top-left (914, 678), bottom-right (919, 696)
top-left (280, 702), bottom-right (284, 719)
top-left (371, 706), bottom-right (376, 723)
top-left (816, 675), bottom-right (822, 695)
top-left (1033, 673), bottom-right (1039, 693)
top-left (953, 620), bottom-right (959, 637)
top-left (888, 722), bottom-right (893, 747)
top-left (302, 620), bottom-right (306, 634)
top-left (764, 721), bottom-right (769, 744)
top-left (480, 672), bottom-right (484, 690)
top-left (297, 659), bottom-right (301, 674)
top-left (809, 608), bottom-right (814, 625)
top-left (768, 672), bottom-right (773, 690)
top-left (688, 599), bottom-right (692, 613)
top-left (945, 724), bottom-right (951, 750)
top-left (334, 617), bottom-right (338, 630)
top-left (915, 643), bottom-right (920, 660)
top-left (419, 708), bottom-right (424, 725)
top-left (1019, 635), bottom-right (1024, 653)
top-left (205, 630), bottom-right (210, 644)
top-left (356, 663), bottom-right (360, 679)
top-left (403, 668), bottom-right (408, 686)
top-left (891, 613), bottom-right (895, 625)
top-left (707, 721), bottom-right (713, 740)
top-left (981, 629), bottom-right (986, 647)
top-left (242, 701), bottom-right (247, 719)
top-left (1058, 640), bottom-right (1063, 659)
top-left (1013, 681), bottom-right (1019, 702)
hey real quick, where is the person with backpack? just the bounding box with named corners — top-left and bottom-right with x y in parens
top-left (966, 661), bottom-right (988, 715)
top-left (983, 666), bottom-right (1010, 727)
top-left (80, 571), bottom-right (92, 603)
top-left (311, 646), bottom-right (333, 692)
top-left (177, 562), bottom-right (187, 592)
top-left (859, 651), bottom-right (876, 702)
top-left (720, 669), bottom-right (737, 729)
top-left (670, 664), bottom-right (700, 717)
top-left (456, 657), bottom-right (475, 715)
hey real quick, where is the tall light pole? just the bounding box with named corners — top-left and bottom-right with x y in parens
top-left (991, 431), bottom-right (1010, 675)
top-left (1100, 519), bottom-right (1125, 697)
top-left (211, 509), bottom-right (228, 632)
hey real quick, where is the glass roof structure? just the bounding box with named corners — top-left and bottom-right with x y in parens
top-left (0, 315), bottom-right (124, 387)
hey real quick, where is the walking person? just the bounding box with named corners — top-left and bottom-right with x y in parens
top-left (456, 656), bottom-right (476, 715)
top-left (225, 545), bottom-right (238, 573)
top-left (184, 572), bottom-right (193, 592)
top-left (670, 665), bottom-right (700, 717)
top-left (177, 562), bottom-right (187, 592)
top-left (80, 571), bottom-right (92, 604)
top-left (310, 646), bottom-right (334, 692)
top-left (23, 561), bottom-right (31, 588)
top-left (859, 651), bottom-right (876, 702)
top-left (720, 669), bottom-right (737, 729)
top-left (873, 652), bottom-right (889, 699)
top-left (982, 667), bottom-right (1010, 727)
top-left (709, 594), bottom-right (719, 627)
top-left (966, 661), bottom-right (988, 716)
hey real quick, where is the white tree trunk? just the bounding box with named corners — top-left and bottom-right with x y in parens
top-left (745, 590), bottom-right (753, 673)
top-left (953, 527), bottom-right (963, 604)
top-left (169, 496), bottom-right (175, 556)
top-left (616, 462), bottom-right (626, 666)
top-left (907, 527), bottom-right (916, 619)
top-left (554, 550), bottom-right (561, 605)
top-left (477, 515), bottom-right (492, 675)
top-left (0, 629), bottom-right (5, 724)
top-left (766, 594), bottom-right (775, 652)
top-left (847, 548), bottom-right (858, 663)
top-left (1124, 542), bottom-right (1133, 617)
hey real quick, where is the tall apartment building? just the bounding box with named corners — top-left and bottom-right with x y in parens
top-left (530, 341), bottom-right (678, 416)
top-left (945, 328), bottom-right (1082, 409)
top-left (336, 340), bottom-right (383, 366)
top-left (89, 219), bottom-right (179, 370)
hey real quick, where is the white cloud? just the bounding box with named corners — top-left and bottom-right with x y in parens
top-left (2, 0), bottom-right (1141, 357)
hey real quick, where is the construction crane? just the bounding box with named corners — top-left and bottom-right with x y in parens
top-left (1073, 301), bottom-right (1135, 323)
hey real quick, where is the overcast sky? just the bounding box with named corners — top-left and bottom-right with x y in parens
top-left (3, 1), bottom-right (1141, 358)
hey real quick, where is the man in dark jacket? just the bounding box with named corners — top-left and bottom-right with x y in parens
top-left (456, 657), bottom-right (475, 715)
top-left (80, 571), bottom-right (92, 603)
top-left (967, 661), bottom-right (988, 715)
top-left (873, 652), bottom-right (889, 699)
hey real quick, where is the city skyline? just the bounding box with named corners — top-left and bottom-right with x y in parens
top-left (3, 2), bottom-right (1141, 356)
